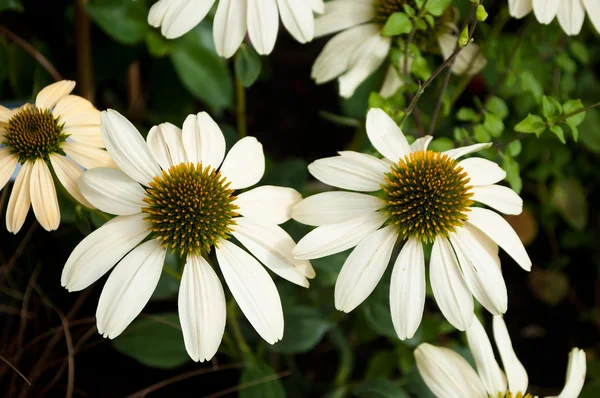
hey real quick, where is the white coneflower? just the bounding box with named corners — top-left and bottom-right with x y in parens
top-left (148, 0), bottom-right (324, 58)
top-left (415, 315), bottom-right (587, 398)
top-left (292, 108), bottom-right (531, 340)
top-left (509, 0), bottom-right (600, 36)
top-left (61, 109), bottom-right (314, 362)
top-left (0, 81), bottom-right (114, 233)
top-left (311, 0), bottom-right (487, 98)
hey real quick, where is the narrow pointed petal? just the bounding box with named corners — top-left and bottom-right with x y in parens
top-left (444, 143), bottom-right (492, 159)
top-left (235, 185), bottom-right (301, 225)
top-left (459, 158), bottom-right (506, 186)
top-left (97, 239), bottom-right (166, 339)
top-left (314, 0), bottom-right (375, 37)
top-left (308, 152), bottom-right (387, 192)
top-left (35, 80), bottom-right (76, 109)
top-left (30, 159), bottom-right (60, 231)
top-left (410, 136), bottom-right (433, 153)
top-left (52, 95), bottom-right (100, 128)
top-left (50, 154), bottom-right (94, 208)
top-left (557, 0), bottom-right (586, 35)
top-left (179, 254), bottom-right (227, 362)
top-left (78, 168), bottom-right (146, 216)
top-left (277, 0), bottom-right (314, 43)
top-left (62, 141), bottom-right (116, 170)
top-left (247, 0), bottom-right (279, 55)
top-left (214, 0), bottom-right (247, 58)
top-left (471, 185), bottom-right (523, 215)
top-left (292, 191), bottom-right (384, 227)
top-left (182, 112), bottom-right (226, 170)
top-left (6, 161), bottom-right (33, 234)
top-left (466, 316), bottom-right (507, 395)
top-left (533, 0), bottom-right (559, 24)
top-left (0, 148), bottom-right (18, 191)
top-left (492, 316), bottom-right (529, 394)
top-left (147, 122), bottom-right (187, 169)
top-left (160, 0), bottom-right (215, 39)
top-left (366, 108), bottom-right (411, 162)
top-left (335, 225), bottom-right (397, 312)
top-left (219, 136), bottom-right (265, 190)
top-left (555, 348), bottom-right (587, 398)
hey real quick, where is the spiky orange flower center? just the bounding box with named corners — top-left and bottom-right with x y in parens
top-left (382, 150), bottom-right (473, 243)
top-left (142, 163), bottom-right (238, 255)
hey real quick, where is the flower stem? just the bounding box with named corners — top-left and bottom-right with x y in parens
top-left (235, 75), bottom-right (247, 138)
top-left (227, 299), bottom-right (251, 355)
top-left (162, 266), bottom-right (182, 281)
top-left (560, 101), bottom-right (600, 120)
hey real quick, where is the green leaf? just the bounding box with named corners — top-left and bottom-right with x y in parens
top-left (425, 0), bottom-right (451, 16)
top-left (542, 96), bottom-right (558, 118)
top-left (456, 107), bottom-right (480, 122)
top-left (568, 124), bottom-right (579, 142)
top-left (403, 4), bottom-right (416, 17)
top-left (556, 53), bottom-right (576, 73)
top-left (483, 111), bottom-right (504, 137)
top-left (550, 125), bottom-right (566, 144)
top-left (112, 314), bottom-right (189, 369)
top-left (507, 140), bottom-right (522, 157)
top-left (0, 0), bottom-right (22, 12)
top-left (382, 13), bottom-right (413, 36)
top-left (519, 71), bottom-right (543, 102)
top-left (551, 178), bottom-right (588, 230)
top-left (85, 1), bottom-right (149, 45)
top-left (239, 357), bottom-right (285, 398)
top-left (146, 31), bottom-right (171, 57)
top-left (354, 380), bottom-right (409, 398)
top-left (569, 40), bottom-right (589, 64)
top-left (235, 44), bottom-right (262, 88)
top-left (458, 26), bottom-right (469, 47)
top-left (476, 5), bottom-right (488, 21)
top-left (579, 109), bottom-right (600, 153)
top-left (514, 114), bottom-right (546, 136)
top-left (414, 18), bottom-right (427, 30)
top-left (563, 99), bottom-right (586, 127)
top-left (502, 156), bottom-right (522, 194)
top-left (474, 124), bottom-right (491, 142)
top-left (365, 351), bottom-right (397, 380)
top-left (270, 306), bottom-right (332, 354)
top-left (485, 96), bottom-right (508, 119)
top-left (428, 137), bottom-right (455, 152)
top-left (361, 283), bottom-right (396, 338)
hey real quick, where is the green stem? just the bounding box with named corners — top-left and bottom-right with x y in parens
top-left (162, 266), bottom-right (182, 281)
top-left (227, 299), bottom-right (251, 355)
top-left (235, 75), bottom-right (247, 138)
top-left (560, 101), bottom-right (600, 120)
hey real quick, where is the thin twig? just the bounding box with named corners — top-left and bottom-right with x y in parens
top-left (0, 221), bottom-right (38, 286)
top-left (204, 370), bottom-right (293, 398)
top-left (235, 75), bottom-right (247, 138)
top-left (75, 0), bottom-right (94, 100)
top-left (0, 354), bottom-right (31, 386)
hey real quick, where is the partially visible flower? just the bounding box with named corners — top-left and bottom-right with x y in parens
top-left (415, 315), bottom-right (587, 398)
top-left (311, 0), bottom-right (486, 98)
top-left (292, 108), bottom-right (531, 340)
top-left (509, 0), bottom-right (600, 36)
top-left (0, 81), bottom-right (114, 233)
top-left (61, 109), bottom-right (313, 362)
top-left (148, 0), bottom-right (324, 58)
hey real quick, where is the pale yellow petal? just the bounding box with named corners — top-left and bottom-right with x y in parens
top-left (6, 161), bottom-right (33, 234)
top-left (35, 80), bottom-right (76, 110)
top-left (62, 141), bottom-right (116, 169)
top-left (50, 154), bottom-right (94, 208)
top-left (30, 158), bottom-right (60, 231)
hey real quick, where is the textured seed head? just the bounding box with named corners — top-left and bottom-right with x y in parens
top-left (495, 392), bottom-right (532, 398)
top-left (3, 107), bottom-right (66, 162)
top-left (375, 0), bottom-right (416, 22)
top-left (142, 162), bottom-right (238, 255)
top-left (382, 150), bottom-right (473, 243)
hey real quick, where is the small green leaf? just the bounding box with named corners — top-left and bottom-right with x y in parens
top-left (270, 306), bottom-right (332, 354)
top-left (519, 71), bottom-right (543, 102)
top-left (507, 140), bottom-right (522, 157)
top-left (474, 124), bottom-right (491, 142)
top-left (551, 178), bottom-right (588, 230)
top-left (365, 351), bottom-right (397, 380)
top-left (556, 53), bottom-right (576, 73)
top-left (568, 124), bottom-right (579, 142)
top-left (235, 44), bottom-right (262, 88)
top-left (354, 380), bottom-right (409, 398)
top-left (476, 5), bottom-right (488, 21)
top-left (403, 4), bottom-right (416, 17)
top-left (485, 96), bottom-right (508, 119)
top-left (85, 1), bottom-right (149, 45)
top-left (550, 125), bottom-right (566, 144)
top-left (428, 137), bottom-right (455, 152)
top-left (146, 31), bottom-right (171, 57)
top-left (382, 12), bottom-right (413, 36)
top-left (424, 0), bottom-right (451, 16)
top-left (514, 114), bottom-right (546, 136)
top-left (0, 0), bottom-right (22, 12)
top-left (542, 96), bottom-right (557, 118)
top-left (483, 111), bottom-right (504, 137)
top-left (563, 99), bottom-right (586, 127)
top-left (569, 40), bottom-right (589, 64)
top-left (239, 357), bottom-right (285, 398)
top-left (424, 14), bottom-right (435, 27)
top-left (502, 156), bottom-right (522, 194)
top-left (456, 107), bottom-right (480, 122)
top-left (414, 18), bottom-right (428, 30)
top-left (458, 26), bottom-right (469, 47)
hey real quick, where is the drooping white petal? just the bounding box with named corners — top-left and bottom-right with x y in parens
top-left (247, 0), bottom-right (279, 55)
top-left (466, 207), bottom-right (531, 271)
top-left (160, 0), bottom-right (215, 39)
top-left (6, 161), bottom-right (33, 234)
top-left (583, 0), bottom-right (600, 34)
top-left (292, 191), bottom-right (384, 227)
top-left (444, 143), bottom-right (492, 159)
top-left (492, 316), bottom-right (529, 395)
top-left (219, 136), bottom-right (265, 190)
top-left (335, 225), bottom-right (397, 312)
top-left (508, 0), bottom-right (533, 18)
top-left (390, 237), bottom-right (425, 340)
top-left (314, 0), bottom-right (376, 37)
top-left (380, 64), bottom-right (403, 98)
top-left (471, 185), bottom-right (523, 215)
top-left (215, 240), bottom-right (284, 344)
top-left (96, 239), bottom-right (166, 339)
top-left (233, 217), bottom-right (310, 287)
top-left (147, 122), bottom-right (187, 169)
top-left (49, 154), bottom-right (94, 208)
top-left (415, 343), bottom-right (488, 398)
top-left (214, 0), bottom-right (248, 58)
top-left (410, 136), bottom-right (433, 153)
top-left (181, 112), bottom-right (226, 170)
top-left (235, 185), bottom-right (301, 225)
top-left (366, 108), bottom-right (412, 163)
top-left (555, 348), bottom-right (587, 398)
top-left (101, 110), bottom-right (160, 185)
top-left (61, 213), bottom-right (150, 291)
top-left (0, 148), bottom-right (18, 191)
top-left (308, 152), bottom-right (387, 192)
top-left (78, 167), bottom-right (146, 216)
top-left (459, 158), bottom-right (506, 186)
top-left (533, 0), bottom-right (559, 24)
top-left (293, 213), bottom-right (387, 260)
top-left (557, 0), bottom-right (586, 35)
top-left (35, 80), bottom-right (76, 109)
top-left (466, 316), bottom-right (507, 396)
top-left (29, 159), bottom-right (60, 232)
top-left (62, 141), bottom-right (116, 170)
top-left (430, 236), bottom-right (474, 331)
top-left (179, 254), bottom-right (227, 362)
top-left (277, 0), bottom-right (314, 43)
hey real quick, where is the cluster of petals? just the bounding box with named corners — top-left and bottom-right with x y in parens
top-left (148, 0), bottom-right (324, 57)
top-left (292, 108), bottom-right (531, 340)
top-left (415, 315), bottom-right (586, 398)
top-left (61, 109), bottom-right (314, 362)
top-left (509, 0), bottom-right (600, 35)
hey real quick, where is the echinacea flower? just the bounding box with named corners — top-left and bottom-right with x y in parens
top-left (148, 0), bottom-right (324, 58)
top-left (292, 108), bottom-right (531, 340)
top-left (415, 315), bottom-right (586, 398)
top-left (311, 0), bottom-right (487, 98)
top-left (0, 81), bottom-right (114, 233)
top-left (61, 109), bottom-right (314, 362)
top-left (509, 0), bottom-right (600, 36)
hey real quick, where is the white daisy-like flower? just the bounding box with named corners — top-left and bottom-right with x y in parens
top-left (415, 315), bottom-right (586, 398)
top-left (292, 108), bottom-right (531, 340)
top-left (311, 0), bottom-right (487, 98)
top-left (61, 109), bottom-right (314, 362)
top-left (509, 0), bottom-right (600, 36)
top-left (148, 0), bottom-right (325, 58)
top-left (0, 80), bottom-right (114, 233)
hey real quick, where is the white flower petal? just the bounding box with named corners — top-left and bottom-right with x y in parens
top-left (53, 95), bottom-right (100, 127)
top-left (508, 0), bottom-right (533, 18)
top-left (557, 0), bottom-right (586, 35)
top-left (308, 152), bottom-right (387, 192)
top-left (410, 136), bottom-right (433, 153)
top-left (366, 108), bottom-right (411, 162)
top-left (415, 343), bottom-right (488, 398)
top-left (430, 236), bottom-right (474, 331)
top-left (471, 185), bottom-right (523, 215)
top-left (556, 348), bottom-right (587, 398)
top-left (214, 0), bottom-right (247, 58)
top-left (292, 191), bottom-right (384, 227)
top-left (310, 0), bottom-right (324, 13)
top-left (466, 316), bottom-right (507, 396)
top-left (148, 0), bottom-right (171, 27)
top-left (160, 0), bottom-right (215, 39)
top-left (147, 122), bottom-right (187, 169)
top-left (216, 240), bottom-right (284, 344)
top-left (335, 225), bottom-right (397, 312)
top-left (61, 213), bottom-right (150, 291)
top-left (179, 254), bottom-right (226, 362)
top-left (293, 213), bottom-right (387, 260)
top-left (219, 136), bottom-right (265, 190)
top-left (50, 154), bottom-right (94, 208)
top-left (583, 0), bottom-right (600, 33)
top-left (440, 33), bottom-right (486, 76)
top-left (459, 158), bottom-right (506, 186)
top-left (235, 185), bottom-right (301, 225)
top-left (62, 141), bottom-right (116, 170)
top-left (277, 0), bottom-right (314, 43)
top-left (6, 161), bottom-right (33, 234)
top-left (78, 167), bottom-right (146, 216)
top-left (533, 0), bottom-right (559, 24)
top-left (0, 104), bottom-right (14, 123)
top-left (247, 0), bottom-right (279, 55)
top-left (0, 148), bottom-right (18, 191)
top-left (30, 159), bottom-right (60, 232)
top-left (233, 217), bottom-right (310, 287)
top-left (182, 112), bottom-right (226, 170)
top-left (390, 237), bottom-right (425, 340)
top-left (64, 125), bottom-right (105, 148)
top-left (466, 207), bottom-right (531, 271)
top-left (101, 110), bottom-right (160, 185)
top-left (96, 239), bottom-right (166, 339)
top-left (379, 64), bottom-right (403, 98)
top-left (35, 80), bottom-right (76, 109)
top-left (492, 316), bottom-right (529, 395)
top-left (314, 0), bottom-right (375, 37)
top-left (444, 143), bottom-right (492, 159)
